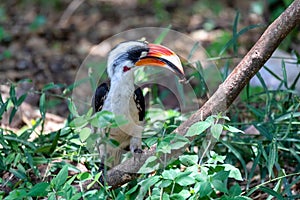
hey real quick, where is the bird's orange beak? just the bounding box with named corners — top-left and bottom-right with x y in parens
top-left (135, 43), bottom-right (186, 80)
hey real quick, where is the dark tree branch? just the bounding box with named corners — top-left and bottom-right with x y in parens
top-left (92, 0), bottom-right (300, 189)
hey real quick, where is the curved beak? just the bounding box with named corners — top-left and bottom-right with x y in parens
top-left (135, 43), bottom-right (186, 81)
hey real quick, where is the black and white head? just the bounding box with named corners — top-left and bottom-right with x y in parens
top-left (107, 41), bottom-right (185, 81)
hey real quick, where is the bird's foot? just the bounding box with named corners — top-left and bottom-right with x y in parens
top-left (133, 148), bottom-right (143, 162)
top-left (134, 148), bottom-right (143, 154)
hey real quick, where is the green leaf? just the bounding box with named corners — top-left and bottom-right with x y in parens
top-left (77, 172), bottom-right (92, 181)
top-left (176, 176), bottom-right (195, 186)
top-left (9, 107), bottom-right (17, 124)
top-left (211, 124), bottom-right (223, 140)
top-left (195, 182), bottom-right (212, 198)
top-left (223, 164), bottom-right (243, 181)
top-left (16, 93), bottom-right (27, 106)
top-left (69, 116), bottom-right (88, 128)
top-left (162, 169), bottom-right (179, 180)
top-left (224, 125), bottom-right (244, 133)
top-left (229, 184), bottom-right (242, 196)
top-left (170, 140), bottom-right (188, 150)
top-left (221, 141), bottom-right (247, 179)
top-left (259, 186), bottom-right (284, 200)
top-left (42, 82), bottom-right (63, 91)
top-left (49, 130), bottom-right (61, 154)
top-left (138, 156), bottom-right (159, 173)
top-left (28, 182), bottom-right (50, 197)
top-left (160, 179), bottom-right (172, 188)
top-left (157, 141), bottom-right (172, 154)
top-left (79, 127), bottom-right (91, 142)
top-left (170, 194), bottom-right (185, 200)
top-left (138, 176), bottom-right (160, 199)
top-left (9, 84), bottom-right (17, 105)
top-left (178, 189), bottom-right (191, 199)
top-left (9, 168), bottom-right (27, 180)
top-left (171, 189), bottom-right (191, 200)
top-left (212, 170), bottom-right (230, 181)
top-left (39, 93), bottom-right (46, 119)
top-left (51, 165), bottom-right (68, 191)
top-left (175, 171), bottom-right (192, 179)
top-left (4, 189), bottom-right (27, 200)
top-left (0, 101), bottom-right (8, 118)
top-left (179, 155), bottom-right (198, 166)
top-left (185, 121), bottom-right (211, 137)
top-left (90, 111), bottom-right (115, 128)
top-left (212, 179), bottom-right (228, 194)
top-left (267, 140), bottom-right (277, 178)
top-left (154, 25), bottom-right (172, 44)
top-left (126, 184), bottom-right (139, 195)
top-left (67, 98), bottom-right (79, 117)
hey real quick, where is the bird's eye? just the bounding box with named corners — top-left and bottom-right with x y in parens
top-left (123, 66), bottom-right (131, 72)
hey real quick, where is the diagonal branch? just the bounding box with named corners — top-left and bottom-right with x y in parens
top-left (103, 0), bottom-right (300, 189)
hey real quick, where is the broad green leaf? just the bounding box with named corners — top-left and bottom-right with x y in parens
top-left (79, 127), bottom-right (91, 142)
top-left (212, 170), bottom-right (230, 181)
top-left (221, 141), bottom-right (247, 179)
top-left (178, 189), bottom-right (191, 199)
top-left (186, 121), bottom-right (211, 137)
top-left (138, 156), bottom-right (159, 173)
top-left (170, 140), bottom-right (188, 150)
top-left (195, 182), bottom-right (212, 198)
top-left (229, 184), bottom-right (242, 196)
top-left (223, 164), bottom-right (243, 181)
top-left (224, 125), bottom-right (244, 133)
top-left (69, 116), bottom-right (88, 128)
top-left (67, 98), bottom-right (79, 117)
top-left (160, 179), bottom-right (172, 188)
top-left (157, 141), bottom-right (172, 154)
top-left (4, 188), bottom-right (27, 200)
top-left (175, 171), bottom-right (193, 179)
top-left (212, 179), bottom-right (228, 194)
top-left (126, 184), bottom-right (139, 195)
top-left (162, 169), bottom-right (180, 180)
top-left (171, 189), bottom-right (191, 200)
top-left (90, 111), bottom-right (115, 128)
top-left (138, 176), bottom-right (160, 199)
top-left (179, 155), bottom-right (198, 166)
top-left (170, 194), bottom-right (185, 200)
top-left (28, 182), bottom-right (50, 197)
top-left (211, 124), bottom-right (223, 140)
top-left (51, 165), bottom-right (68, 191)
top-left (9, 168), bottom-right (27, 180)
top-left (77, 172), bottom-right (92, 181)
top-left (176, 176), bottom-right (195, 186)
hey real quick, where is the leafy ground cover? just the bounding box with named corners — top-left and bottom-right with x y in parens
top-left (1, 0), bottom-right (299, 199)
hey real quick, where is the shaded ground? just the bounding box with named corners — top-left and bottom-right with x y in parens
top-left (0, 0), bottom-right (266, 111)
top-left (0, 0), bottom-right (271, 136)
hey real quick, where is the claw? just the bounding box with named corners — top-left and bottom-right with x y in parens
top-left (134, 148), bottom-right (143, 154)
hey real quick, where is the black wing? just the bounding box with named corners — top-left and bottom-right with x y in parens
top-left (134, 87), bottom-right (145, 121)
top-left (92, 83), bottom-right (109, 113)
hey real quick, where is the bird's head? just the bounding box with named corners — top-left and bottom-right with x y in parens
top-left (107, 41), bottom-right (185, 81)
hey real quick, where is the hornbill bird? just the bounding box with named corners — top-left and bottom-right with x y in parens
top-left (92, 41), bottom-right (185, 168)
